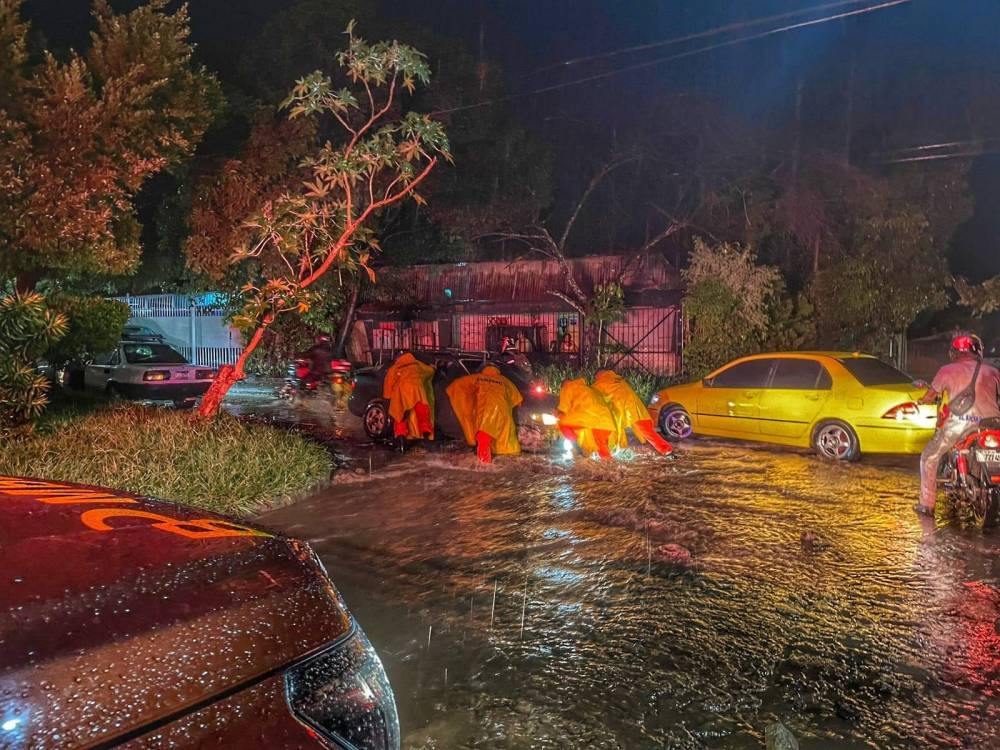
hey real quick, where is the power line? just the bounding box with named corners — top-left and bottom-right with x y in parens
top-left (431, 0), bottom-right (912, 117)
top-left (883, 150), bottom-right (995, 164)
top-left (526, 0), bottom-right (880, 78)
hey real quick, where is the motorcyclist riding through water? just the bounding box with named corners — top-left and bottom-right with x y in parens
top-left (303, 334), bottom-right (334, 388)
top-left (916, 333), bottom-right (1000, 517)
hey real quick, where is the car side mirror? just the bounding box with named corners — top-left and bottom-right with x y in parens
top-left (702, 377), bottom-right (714, 387)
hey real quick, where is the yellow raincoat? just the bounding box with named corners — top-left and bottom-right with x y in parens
top-left (383, 352), bottom-right (436, 439)
top-left (592, 369), bottom-right (654, 446)
top-left (447, 365), bottom-right (524, 455)
top-left (557, 378), bottom-right (619, 454)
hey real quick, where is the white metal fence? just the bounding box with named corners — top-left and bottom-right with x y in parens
top-left (112, 294), bottom-right (227, 317)
top-left (177, 346), bottom-right (244, 369)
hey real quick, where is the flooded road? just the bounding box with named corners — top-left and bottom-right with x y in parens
top-left (258, 438), bottom-right (1000, 749)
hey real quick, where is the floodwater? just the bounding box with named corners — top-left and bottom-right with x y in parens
top-left (258, 435), bottom-right (1000, 749)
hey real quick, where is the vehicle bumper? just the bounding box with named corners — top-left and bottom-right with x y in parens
top-left (115, 382), bottom-right (212, 401)
top-left (854, 424), bottom-right (935, 455)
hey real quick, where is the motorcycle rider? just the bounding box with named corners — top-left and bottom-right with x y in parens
top-left (916, 333), bottom-right (1000, 517)
top-left (302, 333), bottom-right (334, 388)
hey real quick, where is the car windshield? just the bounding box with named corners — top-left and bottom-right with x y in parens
top-left (837, 357), bottom-right (911, 386)
top-left (123, 344), bottom-right (188, 365)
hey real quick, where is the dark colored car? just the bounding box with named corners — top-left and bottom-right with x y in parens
top-left (348, 350), bottom-right (558, 447)
top-left (0, 476), bottom-right (399, 750)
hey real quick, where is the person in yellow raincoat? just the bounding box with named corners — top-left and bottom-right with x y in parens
top-left (447, 365), bottom-right (524, 463)
top-left (592, 369), bottom-right (673, 456)
top-left (382, 352), bottom-right (436, 441)
top-left (557, 377), bottom-right (618, 459)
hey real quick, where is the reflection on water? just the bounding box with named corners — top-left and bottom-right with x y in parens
top-left (258, 441), bottom-right (1000, 749)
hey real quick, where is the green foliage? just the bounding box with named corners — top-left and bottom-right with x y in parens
top-left (44, 294), bottom-right (130, 368)
top-left (681, 238), bottom-right (787, 378)
top-left (586, 282), bottom-right (627, 367)
top-left (956, 275), bottom-right (1000, 316)
top-left (0, 288), bottom-right (68, 427)
top-left (0, 0), bottom-right (219, 281)
top-left (810, 210), bottom-right (947, 353)
top-left (0, 404), bottom-right (331, 516)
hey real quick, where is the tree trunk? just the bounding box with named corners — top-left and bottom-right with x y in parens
top-left (335, 275), bottom-right (362, 358)
top-left (195, 316), bottom-right (272, 420)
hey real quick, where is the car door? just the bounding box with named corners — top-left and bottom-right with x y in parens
top-left (84, 349), bottom-right (120, 390)
top-left (695, 358), bottom-right (775, 436)
top-left (758, 358), bottom-right (834, 439)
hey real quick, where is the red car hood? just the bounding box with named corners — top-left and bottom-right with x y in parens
top-left (0, 476), bottom-right (350, 749)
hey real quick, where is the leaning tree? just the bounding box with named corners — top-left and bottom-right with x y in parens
top-left (187, 25), bottom-right (450, 418)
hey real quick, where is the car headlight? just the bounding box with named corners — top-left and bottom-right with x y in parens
top-left (649, 394), bottom-right (660, 405)
top-left (286, 628), bottom-right (400, 750)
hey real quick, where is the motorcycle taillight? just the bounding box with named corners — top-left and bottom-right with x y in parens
top-left (980, 433), bottom-right (1000, 449)
top-left (295, 365), bottom-right (311, 378)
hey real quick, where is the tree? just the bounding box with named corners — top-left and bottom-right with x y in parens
top-left (0, 289), bottom-right (67, 429)
top-left (0, 0), bottom-right (219, 286)
top-left (502, 153), bottom-right (684, 362)
top-left (188, 26), bottom-right (450, 418)
top-left (234, 1), bottom-right (551, 265)
top-left (810, 210), bottom-right (948, 353)
top-left (681, 238), bottom-right (786, 378)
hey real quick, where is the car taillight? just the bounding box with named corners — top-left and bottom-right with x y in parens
top-left (196, 369), bottom-right (215, 380)
top-left (882, 402), bottom-right (920, 421)
top-left (142, 370), bottom-right (171, 382)
top-left (286, 629), bottom-right (399, 750)
top-left (980, 433), bottom-right (1000, 449)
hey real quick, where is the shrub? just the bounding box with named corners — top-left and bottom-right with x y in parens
top-left (45, 294), bottom-right (130, 369)
top-left (0, 289), bottom-right (67, 428)
top-left (0, 404), bottom-right (332, 516)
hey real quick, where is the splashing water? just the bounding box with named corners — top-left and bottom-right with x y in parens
top-left (259, 440), bottom-right (1000, 749)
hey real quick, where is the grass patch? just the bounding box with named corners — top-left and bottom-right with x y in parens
top-left (0, 403), bottom-right (333, 517)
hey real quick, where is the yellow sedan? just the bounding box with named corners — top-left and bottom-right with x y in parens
top-left (648, 352), bottom-right (937, 460)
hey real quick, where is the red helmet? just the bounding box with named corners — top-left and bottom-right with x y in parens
top-left (951, 333), bottom-right (984, 357)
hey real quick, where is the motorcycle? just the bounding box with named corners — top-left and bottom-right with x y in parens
top-left (278, 358), bottom-right (354, 403)
top-left (939, 418), bottom-right (1000, 528)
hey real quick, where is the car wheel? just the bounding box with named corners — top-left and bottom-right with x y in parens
top-left (105, 383), bottom-right (122, 401)
top-left (363, 401), bottom-right (392, 440)
top-left (812, 420), bottom-right (860, 461)
top-left (659, 405), bottom-right (693, 440)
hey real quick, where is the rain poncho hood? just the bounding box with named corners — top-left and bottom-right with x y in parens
top-left (383, 352), bottom-right (436, 439)
top-left (446, 365), bottom-right (524, 455)
top-left (557, 377), bottom-right (619, 454)
top-left (592, 369), bottom-right (654, 445)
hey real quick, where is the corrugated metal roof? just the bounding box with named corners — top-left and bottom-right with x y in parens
top-left (364, 254), bottom-right (681, 310)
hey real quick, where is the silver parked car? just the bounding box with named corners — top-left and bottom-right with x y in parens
top-left (84, 341), bottom-right (215, 406)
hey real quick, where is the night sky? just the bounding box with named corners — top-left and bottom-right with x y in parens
top-left (19, 0), bottom-right (1000, 279)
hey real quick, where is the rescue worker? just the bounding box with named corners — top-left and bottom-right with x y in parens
top-left (557, 377), bottom-right (618, 459)
top-left (383, 352), bottom-right (436, 445)
top-left (916, 333), bottom-right (1000, 516)
top-left (447, 364), bottom-right (523, 463)
top-left (592, 369), bottom-right (674, 457)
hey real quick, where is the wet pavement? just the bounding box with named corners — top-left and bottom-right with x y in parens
top-left (254, 402), bottom-right (1000, 749)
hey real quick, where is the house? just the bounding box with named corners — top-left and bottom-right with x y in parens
top-left (353, 254), bottom-right (684, 374)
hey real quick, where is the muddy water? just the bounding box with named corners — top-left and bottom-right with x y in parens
top-left (258, 442), bottom-right (1000, 749)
